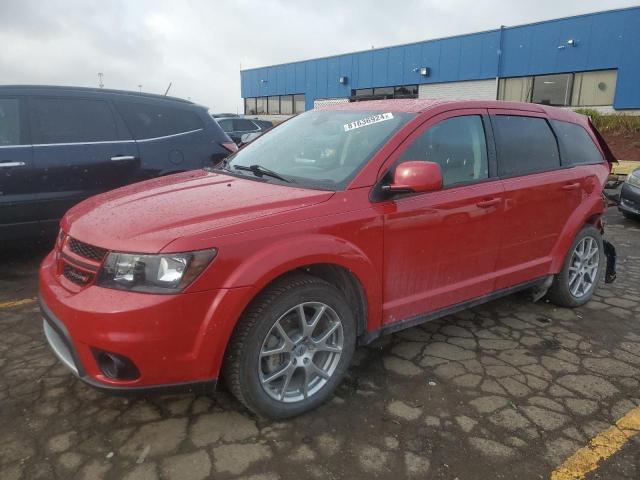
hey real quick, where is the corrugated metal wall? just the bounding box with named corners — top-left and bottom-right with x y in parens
top-left (241, 7), bottom-right (640, 110)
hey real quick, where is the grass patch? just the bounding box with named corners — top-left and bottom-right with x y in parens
top-left (574, 108), bottom-right (640, 136)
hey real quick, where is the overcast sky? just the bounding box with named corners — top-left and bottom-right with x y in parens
top-left (1, 0), bottom-right (637, 112)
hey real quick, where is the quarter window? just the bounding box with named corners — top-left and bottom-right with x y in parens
top-left (31, 97), bottom-right (118, 144)
top-left (0, 98), bottom-right (20, 146)
top-left (115, 101), bottom-right (203, 140)
top-left (493, 115), bottom-right (560, 177)
top-left (551, 120), bottom-right (603, 165)
top-left (400, 115), bottom-right (489, 186)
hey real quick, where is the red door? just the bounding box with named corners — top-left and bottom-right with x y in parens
top-left (379, 110), bottom-right (505, 325)
top-left (488, 110), bottom-right (583, 289)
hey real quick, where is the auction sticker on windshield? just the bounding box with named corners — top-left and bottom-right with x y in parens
top-left (343, 112), bottom-right (394, 132)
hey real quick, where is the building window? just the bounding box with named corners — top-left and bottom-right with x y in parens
top-left (352, 85), bottom-right (418, 101)
top-left (294, 94), bottom-right (305, 113)
top-left (395, 85), bottom-right (418, 98)
top-left (267, 96), bottom-right (280, 114)
top-left (498, 77), bottom-right (533, 102)
top-left (244, 98), bottom-right (257, 115)
top-left (531, 73), bottom-right (573, 106)
top-left (243, 94), bottom-right (304, 115)
top-left (572, 70), bottom-right (617, 107)
top-left (280, 95), bottom-right (293, 115)
top-left (354, 88), bottom-right (373, 97)
top-left (373, 86), bottom-right (394, 97)
top-left (498, 70), bottom-right (617, 108)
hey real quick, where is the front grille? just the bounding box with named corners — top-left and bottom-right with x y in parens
top-left (68, 238), bottom-right (107, 261)
top-left (63, 264), bottom-right (94, 286)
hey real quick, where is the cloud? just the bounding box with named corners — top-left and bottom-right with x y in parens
top-left (1, 0), bottom-right (637, 111)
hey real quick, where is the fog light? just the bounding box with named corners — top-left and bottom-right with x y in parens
top-left (93, 349), bottom-right (140, 380)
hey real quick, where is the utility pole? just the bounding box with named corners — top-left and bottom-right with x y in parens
top-left (98, 72), bottom-right (104, 88)
top-left (138, 84), bottom-right (142, 94)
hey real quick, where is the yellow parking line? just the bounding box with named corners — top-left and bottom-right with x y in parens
top-left (0, 298), bottom-right (36, 309)
top-left (551, 405), bottom-right (640, 480)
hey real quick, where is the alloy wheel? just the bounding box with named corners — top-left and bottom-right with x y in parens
top-left (258, 302), bottom-right (344, 403)
top-left (568, 236), bottom-right (600, 298)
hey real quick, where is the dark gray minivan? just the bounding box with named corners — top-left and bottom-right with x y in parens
top-left (0, 85), bottom-right (236, 240)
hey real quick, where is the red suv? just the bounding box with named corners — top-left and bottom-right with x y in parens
top-left (40, 99), bottom-right (615, 418)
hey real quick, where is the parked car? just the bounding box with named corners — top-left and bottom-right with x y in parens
top-left (619, 167), bottom-right (640, 219)
top-left (216, 116), bottom-right (273, 144)
top-left (0, 85), bottom-right (236, 240)
top-left (40, 99), bottom-right (615, 419)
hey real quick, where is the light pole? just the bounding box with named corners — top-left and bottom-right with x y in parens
top-left (98, 72), bottom-right (104, 88)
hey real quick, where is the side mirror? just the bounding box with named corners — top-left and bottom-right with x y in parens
top-left (383, 161), bottom-right (443, 194)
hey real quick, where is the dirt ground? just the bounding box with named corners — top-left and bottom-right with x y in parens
top-left (603, 132), bottom-right (640, 161)
top-left (1, 208), bottom-right (639, 480)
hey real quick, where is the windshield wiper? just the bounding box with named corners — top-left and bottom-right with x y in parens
top-left (233, 164), bottom-right (292, 183)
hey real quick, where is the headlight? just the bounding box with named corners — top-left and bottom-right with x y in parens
top-left (626, 169), bottom-right (640, 188)
top-left (97, 249), bottom-right (217, 293)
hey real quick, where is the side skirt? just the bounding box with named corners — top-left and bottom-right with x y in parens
top-left (358, 276), bottom-right (550, 346)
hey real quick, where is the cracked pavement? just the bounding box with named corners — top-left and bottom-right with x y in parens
top-left (1, 207), bottom-right (639, 480)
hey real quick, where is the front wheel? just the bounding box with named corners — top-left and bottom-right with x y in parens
top-left (547, 225), bottom-right (604, 308)
top-left (223, 273), bottom-right (356, 419)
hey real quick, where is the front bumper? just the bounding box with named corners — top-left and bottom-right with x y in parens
top-left (39, 251), bottom-right (254, 394)
top-left (40, 296), bottom-right (217, 395)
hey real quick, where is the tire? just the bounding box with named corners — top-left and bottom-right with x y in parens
top-left (223, 273), bottom-right (356, 419)
top-left (622, 211), bottom-right (640, 221)
top-left (547, 225), bottom-right (604, 308)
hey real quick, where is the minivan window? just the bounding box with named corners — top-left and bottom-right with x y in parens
top-left (31, 97), bottom-right (118, 144)
top-left (0, 98), bottom-right (20, 146)
top-left (227, 110), bottom-right (414, 190)
top-left (234, 119), bottom-right (258, 132)
top-left (115, 101), bottom-right (203, 140)
top-left (551, 120), bottom-right (603, 166)
top-left (493, 115), bottom-right (560, 177)
top-left (400, 115), bottom-right (488, 186)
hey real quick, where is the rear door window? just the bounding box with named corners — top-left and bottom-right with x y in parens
top-left (551, 120), bottom-right (603, 165)
top-left (115, 101), bottom-right (203, 140)
top-left (492, 115), bottom-right (560, 177)
top-left (399, 115), bottom-right (489, 187)
top-left (31, 97), bottom-right (118, 144)
top-left (0, 98), bottom-right (21, 146)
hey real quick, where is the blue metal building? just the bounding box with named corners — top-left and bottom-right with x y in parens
top-left (240, 6), bottom-right (640, 115)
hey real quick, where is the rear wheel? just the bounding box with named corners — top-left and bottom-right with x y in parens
top-left (547, 225), bottom-right (604, 308)
top-left (223, 273), bottom-right (356, 419)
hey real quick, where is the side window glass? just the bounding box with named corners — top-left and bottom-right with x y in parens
top-left (234, 119), bottom-right (257, 131)
top-left (31, 97), bottom-right (118, 144)
top-left (492, 115), bottom-right (560, 177)
top-left (115, 101), bottom-right (203, 139)
top-left (551, 120), bottom-right (603, 165)
top-left (217, 119), bottom-right (233, 132)
top-left (400, 115), bottom-right (489, 186)
top-left (0, 98), bottom-right (21, 146)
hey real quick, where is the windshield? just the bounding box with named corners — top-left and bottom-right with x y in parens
top-left (226, 110), bottom-right (414, 190)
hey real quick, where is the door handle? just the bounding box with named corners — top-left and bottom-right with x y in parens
top-left (561, 182), bottom-right (581, 191)
top-left (110, 155), bottom-right (136, 162)
top-left (476, 198), bottom-right (501, 208)
top-left (0, 161), bottom-right (26, 168)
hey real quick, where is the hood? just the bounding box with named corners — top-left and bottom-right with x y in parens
top-left (63, 170), bottom-right (334, 253)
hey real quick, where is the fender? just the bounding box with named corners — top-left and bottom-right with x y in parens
top-left (221, 233), bottom-right (381, 327)
top-left (549, 194), bottom-right (604, 273)
top-left (195, 233), bottom-right (382, 378)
